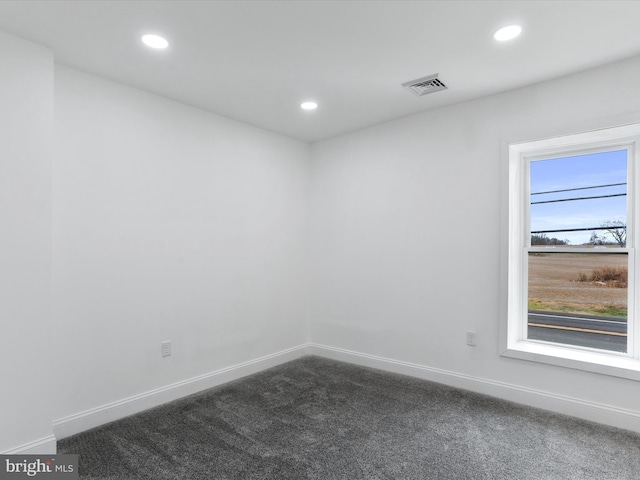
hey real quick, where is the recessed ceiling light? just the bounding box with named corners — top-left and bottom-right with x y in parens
top-left (493, 25), bottom-right (522, 42)
top-left (142, 34), bottom-right (169, 49)
top-left (301, 101), bottom-right (318, 111)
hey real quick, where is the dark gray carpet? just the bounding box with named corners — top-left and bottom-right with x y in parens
top-left (58, 356), bottom-right (640, 479)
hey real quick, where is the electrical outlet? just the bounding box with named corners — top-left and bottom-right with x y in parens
top-left (161, 340), bottom-right (171, 357)
top-left (466, 331), bottom-right (477, 346)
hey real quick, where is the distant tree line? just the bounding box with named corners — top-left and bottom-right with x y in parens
top-left (530, 220), bottom-right (626, 247)
top-left (531, 233), bottom-right (570, 246)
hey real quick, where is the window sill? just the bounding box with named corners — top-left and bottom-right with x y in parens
top-left (502, 341), bottom-right (640, 381)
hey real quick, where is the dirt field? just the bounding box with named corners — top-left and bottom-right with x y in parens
top-left (528, 252), bottom-right (627, 314)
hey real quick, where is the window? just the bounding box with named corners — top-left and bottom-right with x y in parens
top-left (505, 124), bottom-right (640, 379)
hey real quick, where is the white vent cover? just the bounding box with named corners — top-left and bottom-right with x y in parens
top-left (402, 74), bottom-right (447, 96)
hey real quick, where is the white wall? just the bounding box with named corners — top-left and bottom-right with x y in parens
top-left (51, 66), bottom-right (311, 424)
top-left (0, 32), bottom-right (54, 453)
top-left (310, 55), bottom-right (640, 427)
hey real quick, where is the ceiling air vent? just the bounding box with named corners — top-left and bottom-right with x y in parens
top-left (402, 74), bottom-right (447, 96)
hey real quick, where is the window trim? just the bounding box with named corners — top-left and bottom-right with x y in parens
top-left (503, 123), bottom-right (640, 380)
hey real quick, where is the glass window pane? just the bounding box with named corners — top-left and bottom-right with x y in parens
top-left (530, 150), bottom-right (627, 247)
top-left (528, 252), bottom-right (627, 352)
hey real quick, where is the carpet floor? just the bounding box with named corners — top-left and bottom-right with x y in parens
top-left (58, 356), bottom-right (640, 479)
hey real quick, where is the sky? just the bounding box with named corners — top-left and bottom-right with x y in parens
top-left (530, 149), bottom-right (627, 246)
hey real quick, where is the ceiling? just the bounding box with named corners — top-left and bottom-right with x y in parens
top-left (1, 1), bottom-right (640, 143)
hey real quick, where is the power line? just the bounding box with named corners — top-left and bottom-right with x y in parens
top-left (531, 182), bottom-right (626, 196)
top-left (531, 226), bottom-right (626, 234)
top-left (531, 193), bottom-right (626, 205)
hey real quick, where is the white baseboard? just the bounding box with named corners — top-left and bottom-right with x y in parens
top-left (49, 342), bottom-right (640, 443)
top-left (309, 343), bottom-right (640, 434)
top-left (53, 344), bottom-right (311, 440)
top-left (2, 435), bottom-right (57, 455)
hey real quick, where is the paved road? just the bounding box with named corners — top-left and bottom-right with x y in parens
top-left (528, 311), bottom-right (627, 353)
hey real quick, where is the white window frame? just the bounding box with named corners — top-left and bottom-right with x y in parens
top-left (503, 123), bottom-right (640, 380)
